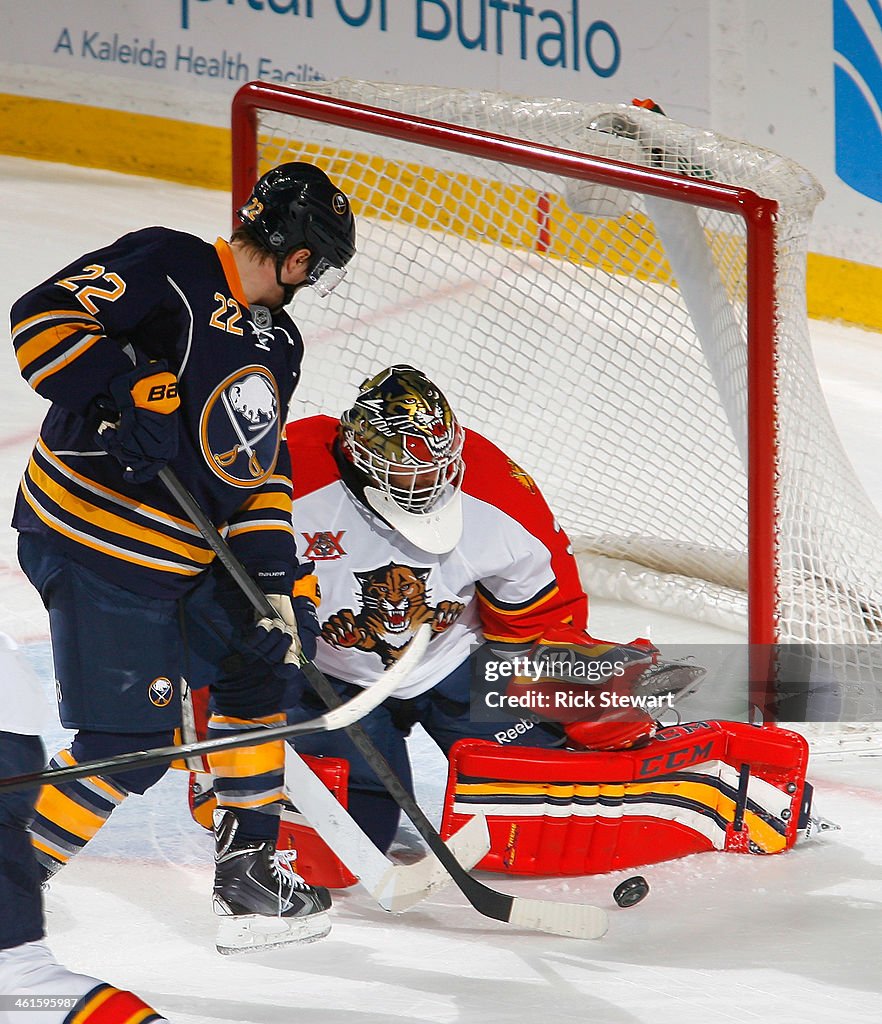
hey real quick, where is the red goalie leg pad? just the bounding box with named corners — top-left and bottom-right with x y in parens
top-left (440, 721), bottom-right (810, 875)
top-left (278, 754), bottom-right (358, 889)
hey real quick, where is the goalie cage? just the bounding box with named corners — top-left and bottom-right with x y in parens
top-left (231, 79), bottom-right (882, 750)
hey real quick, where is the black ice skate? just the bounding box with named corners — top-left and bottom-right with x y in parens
top-left (212, 808), bottom-right (332, 954)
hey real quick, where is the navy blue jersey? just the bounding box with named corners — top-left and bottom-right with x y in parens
top-left (11, 227), bottom-right (304, 598)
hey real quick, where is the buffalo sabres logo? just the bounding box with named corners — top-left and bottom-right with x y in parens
top-left (148, 677), bottom-right (174, 708)
top-left (201, 366), bottom-right (281, 486)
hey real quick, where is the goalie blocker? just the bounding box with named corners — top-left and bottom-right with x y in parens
top-left (440, 721), bottom-right (813, 875)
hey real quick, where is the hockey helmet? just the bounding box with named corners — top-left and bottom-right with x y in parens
top-left (339, 365), bottom-right (465, 553)
top-left (237, 162), bottom-right (356, 296)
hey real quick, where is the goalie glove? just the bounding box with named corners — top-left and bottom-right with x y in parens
top-left (562, 642), bottom-right (709, 752)
top-left (505, 628), bottom-right (663, 751)
top-left (563, 710), bottom-right (656, 752)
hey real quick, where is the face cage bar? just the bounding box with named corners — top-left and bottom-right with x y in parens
top-left (347, 432), bottom-right (465, 514)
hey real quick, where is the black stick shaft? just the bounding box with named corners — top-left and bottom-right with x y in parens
top-left (159, 467), bottom-right (519, 924)
top-left (1, 712), bottom-right (340, 795)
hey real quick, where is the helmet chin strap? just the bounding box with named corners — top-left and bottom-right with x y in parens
top-left (271, 254), bottom-right (311, 311)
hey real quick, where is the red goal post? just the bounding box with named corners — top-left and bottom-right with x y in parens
top-left (229, 80), bottom-right (882, 734)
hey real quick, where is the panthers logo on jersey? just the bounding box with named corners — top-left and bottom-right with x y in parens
top-left (507, 457), bottom-right (537, 493)
top-left (200, 366), bottom-right (281, 486)
top-left (321, 561), bottom-right (465, 667)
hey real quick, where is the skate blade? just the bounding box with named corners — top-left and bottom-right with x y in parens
top-left (215, 910), bottom-right (331, 955)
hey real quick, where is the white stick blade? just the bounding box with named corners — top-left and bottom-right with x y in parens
top-left (374, 813), bottom-right (492, 913)
top-left (507, 898), bottom-right (609, 940)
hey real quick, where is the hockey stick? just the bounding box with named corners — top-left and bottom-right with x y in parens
top-left (296, 681), bottom-right (608, 938)
top-left (188, 756), bottom-right (490, 912)
top-left (283, 747), bottom-right (491, 913)
top-left (0, 628), bottom-right (428, 796)
top-left (160, 467), bottom-right (609, 939)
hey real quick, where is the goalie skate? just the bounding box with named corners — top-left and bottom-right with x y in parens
top-left (212, 809), bottom-right (331, 954)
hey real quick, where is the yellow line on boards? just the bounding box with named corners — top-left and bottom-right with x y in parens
top-left (2, 92), bottom-right (880, 332)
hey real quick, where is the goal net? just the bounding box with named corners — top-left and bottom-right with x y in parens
top-left (232, 80), bottom-right (882, 741)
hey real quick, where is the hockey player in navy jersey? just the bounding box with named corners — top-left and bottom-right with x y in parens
top-left (8, 162), bottom-right (355, 953)
top-left (282, 365), bottom-right (660, 854)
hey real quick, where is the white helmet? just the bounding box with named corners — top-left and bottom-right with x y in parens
top-left (339, 365), bottom-right (465, 553)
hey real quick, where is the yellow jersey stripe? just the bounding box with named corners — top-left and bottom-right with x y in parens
top-left (235, 491), bottom-right (293, 512)
top-left (26, 456), bottom-right (215, 565)
top-left (36, 438), bottom-right (202, 537)
top-left (227, 520), bottom-right (295, 537)
top-left (31, 835), bottom-right (71, 864)
top-left (476, 584), bottom-right (559, 616)
top-left (28, 334), bottom-right (104, 389)
top-left (68, 985), bottom-right (117, 1024)
top-left (12, 308), bottom-right (100, 339)
top-left (20, 479), bottom-right (205, 576)
top-left (15, 321), bottom-right (96, 371)
top-left (34, 786), bottom-right (107, 843)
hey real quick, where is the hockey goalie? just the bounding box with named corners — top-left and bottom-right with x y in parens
top-left (190, 364), bottom-right (819, 882)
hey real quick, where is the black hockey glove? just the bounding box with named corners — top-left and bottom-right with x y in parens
top-left (224, 615), bottom-right (295, 675)
top-left (96, 363), bottom-right (180, 483)
top-left (215, 617), bottom-right (298, 718)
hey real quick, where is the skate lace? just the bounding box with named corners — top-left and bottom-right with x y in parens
top-left (273, 848), bottom-right (312, 895)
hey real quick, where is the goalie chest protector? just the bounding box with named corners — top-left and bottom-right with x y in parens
top-left (440, 721), bottom-right (811, 875)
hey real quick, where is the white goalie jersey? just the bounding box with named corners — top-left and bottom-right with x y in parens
top-left (286, 416), bottom-right (588, 699)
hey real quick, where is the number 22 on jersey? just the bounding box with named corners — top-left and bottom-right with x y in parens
top-left (55, 264), bottom-right (126, 313)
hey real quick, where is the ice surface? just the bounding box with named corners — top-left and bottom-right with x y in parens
top-left (1, 156), bottom-right (880, 1024)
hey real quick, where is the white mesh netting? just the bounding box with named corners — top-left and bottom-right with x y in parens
top-left (245, 81), bottom-right (882, 734)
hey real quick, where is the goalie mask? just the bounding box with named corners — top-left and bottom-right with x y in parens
top-left (338, 366), bottom-right (465, 554)
top-left (237, 162), bottom-right (356, 299)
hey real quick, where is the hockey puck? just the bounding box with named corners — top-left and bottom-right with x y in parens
top-left (613, 875), bottom-right (650, 908)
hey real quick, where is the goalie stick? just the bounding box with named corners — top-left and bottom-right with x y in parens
top-left (159, 467), bottom-right (610, 940)
top-left (0, 622), bottom-right (430, 796)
